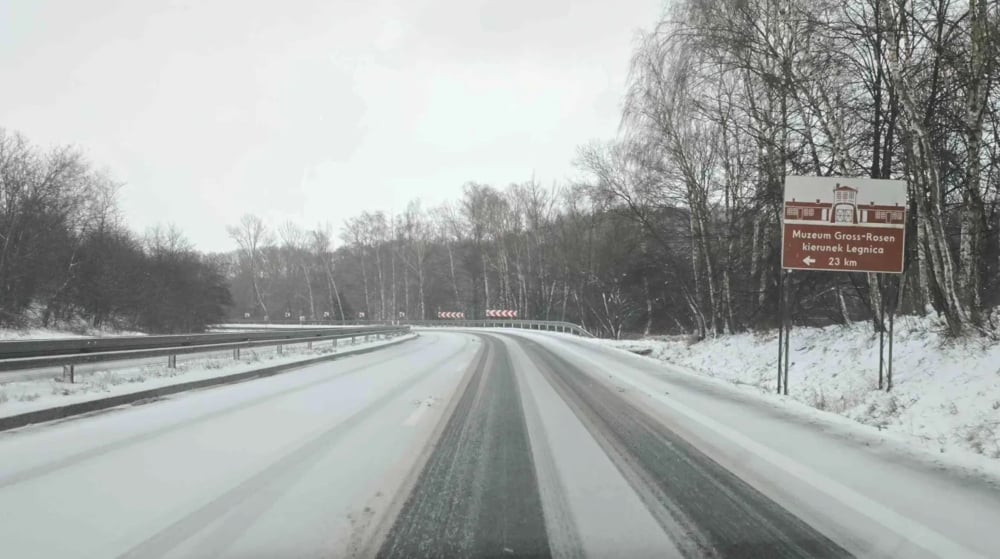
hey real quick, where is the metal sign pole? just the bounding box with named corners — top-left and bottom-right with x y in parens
top-left (887, 274), bottom-right (899, 392)
top-left (783, 270), bottom-right (791, 395)
top-left (877, 274), bottom-right (885, 390)
top-left (777, 268), bottom-right (784, 394)
top-left (887, 304), bottom-right (895, 392)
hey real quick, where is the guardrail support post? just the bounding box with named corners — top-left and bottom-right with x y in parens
top-left (167, 355), bottom-right (177, 369)
top-left (277, 344), bottom-right (283, 355)
top-left (63, 364), bottom-right (75, 384)
top-left (307, 341), bottom-right (313, 350)
top-left (233, 347), bottom-right (240, 360)
top-left (351, 336), bottom-right (355, 345)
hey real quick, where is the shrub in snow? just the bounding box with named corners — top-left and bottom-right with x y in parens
top-left (962, 421), bottom-right (1000, 459)
top-left (50, 385), bottom-right (71, 396)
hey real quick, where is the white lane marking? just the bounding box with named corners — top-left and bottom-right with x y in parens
top-left (403, 398), bottom-right (435, 427)
top-left (563, 347), bottom-right (988, 559)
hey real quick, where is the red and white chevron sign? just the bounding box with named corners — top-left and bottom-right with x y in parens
top-left (437, 311), bottom-right (465, 319)
top-left (486, 309), bottom-right (517, 318)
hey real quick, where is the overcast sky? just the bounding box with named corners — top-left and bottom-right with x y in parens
top-left (1, 0), bottom-right (663, 252)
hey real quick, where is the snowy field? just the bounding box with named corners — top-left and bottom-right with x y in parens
top-left (600, 314), bottom-right (1000, 462)
top-left (0, 326), bottom-right (146, 340)
top-left (0, 333), bottom-right (416, 419)
top-left (2, 329), bottom-right (999, 557)
top-left (212, 323), bottom-right (367, 330)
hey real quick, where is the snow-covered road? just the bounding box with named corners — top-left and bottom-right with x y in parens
top-left (0, 330), bottom-right (998, 558)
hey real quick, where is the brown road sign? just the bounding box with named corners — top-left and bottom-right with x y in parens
top-left (782, 176), bottom-right (907, 274)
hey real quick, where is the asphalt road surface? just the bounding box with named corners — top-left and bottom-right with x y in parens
top-left (1, 330), bottom-right (998, 558)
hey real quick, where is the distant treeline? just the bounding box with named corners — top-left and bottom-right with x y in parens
top-left (9, 0), bottom-right (999, 339)
top-left (223, 0), bottom-right (1000, 338)
top-left (0, 128), bottom-right (231, 333)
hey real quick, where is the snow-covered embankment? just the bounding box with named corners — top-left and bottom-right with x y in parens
top-left (603, 314), bottom-right (1000, 461)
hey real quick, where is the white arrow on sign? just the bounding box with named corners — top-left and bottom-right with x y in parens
top-left (803, 256), bottom-right (816, 266)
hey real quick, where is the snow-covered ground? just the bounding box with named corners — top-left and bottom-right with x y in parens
top-left (0, 326), bottom-right (146, 340)
top-left (0, 332), bottom-right (472, 558)
top-left (599, 314), bottom-right (1000, 462)
top-left (0, 334), bottom-right (416, 419)
top-left (2, 329), bottom-right (998, 557)
top-left (212, 323), bottom-right (365, 330)
top-left (518, 330), bottom-right (1000, 557)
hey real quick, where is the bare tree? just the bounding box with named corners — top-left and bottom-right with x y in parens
top-left (278, 221), bottom-right (316, 320)
top-left (311, 226), bottom-right (346, 321)
top-left (227, 214), bottom-right (270, 319)
top-left (399, 200), bottom-right (431, 319)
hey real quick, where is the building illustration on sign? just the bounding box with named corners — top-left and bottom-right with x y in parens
top-left (784, 183), bottom-right (905, 226)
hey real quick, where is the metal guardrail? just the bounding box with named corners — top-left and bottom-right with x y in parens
top-left (0, 326), bottom-right (409, 381)
top-left (0, 326), bottom-right (403, 360)
top-left (220, 318), bottom-right (594, 337)
top-left (405, 319), bottom-right (593, 337)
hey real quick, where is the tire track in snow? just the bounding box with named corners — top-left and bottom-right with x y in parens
top-left (518, 336), bottom-right (853, 559)
top-left (375, 335), bottom-right (550, 558)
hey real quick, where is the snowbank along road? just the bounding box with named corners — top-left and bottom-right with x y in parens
top-left (1, 330), bottom-right (998, 558)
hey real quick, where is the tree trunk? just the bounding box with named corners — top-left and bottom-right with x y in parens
top-left (391, 247), bottom-right (397, 319)
top-left (958, 0), bottom-right (990, 327)
top-left (403, 257), bottom-right (410, 320)
top-left (447, 242), bottom-right (461, 307)
top-left (837, 286), bottom-right (851, 325)
top-left (560, 280), bottom-right (569, 321)
top-left (300, 261), bottom-right (315, 319)
top-left (868, 272), bottom-right (884, 332)
top-left (376, 246), bottom-right (386, 320)
top-left (483, 254), bottom-right (491, 312)
top-left (417, 265), bottom-right (426, 320)
top-left (643, 275), bottom-right (653, 337)
top-left (360, 247), bottom-right (370, 318)
top-left (251, 259), bottom-right (268, 319)
top-left (324, 260), bottom-right (345, 321)
top-left (880, 0), bottom-right (970, 333)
